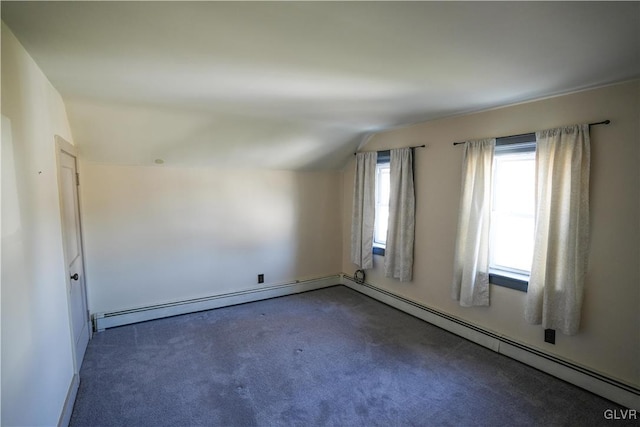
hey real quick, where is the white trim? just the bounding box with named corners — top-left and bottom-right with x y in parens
top-left (340, 274), bottom-right (640, 410)
top-left (57, 374), bottom-right (79, 427)
top-left (94, 275), bottom-right (340, 331)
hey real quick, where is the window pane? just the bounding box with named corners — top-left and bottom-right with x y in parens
top-left (490, 150), bottom-right (535, 274)
top-left (375, 206), bottom-right (389, 244)
top-left (379, 168), bottom-right (390, 206)
top-left (491, 213), bottom-right (534, 272)
top-left (374, 163), bottom-right (390, 246)
top-left (493, 156), bottom-right (535, 214)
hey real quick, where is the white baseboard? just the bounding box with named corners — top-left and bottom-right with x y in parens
top-left (90, 273), bottom-right (638, 409)
top-left (340, 273), bottom-right (640, 410)
top-left (94, 275), bottom-right (340, 331)
top-left (58, 374), bottom-right (79, 427)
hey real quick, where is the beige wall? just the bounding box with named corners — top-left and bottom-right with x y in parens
top-left (342, 81), bottom-right (640, 387)
top-left (1, 23), bottom-right (76, 426)
top-left (80, 163), bottom-right (342, 314)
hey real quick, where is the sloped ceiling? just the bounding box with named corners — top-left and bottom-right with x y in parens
top-left (2, 1), bottom-right (639, 170)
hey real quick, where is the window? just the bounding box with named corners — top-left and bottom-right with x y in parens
top-left (489, 136), bottom-right (536, 291)
top-left (373, 151), bottom-right (390, 255)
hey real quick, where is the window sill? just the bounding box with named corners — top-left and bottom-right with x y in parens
top-left (489, 270), bottom-right (528, 292)
top-left (372, 246), bottom-right (385, 256)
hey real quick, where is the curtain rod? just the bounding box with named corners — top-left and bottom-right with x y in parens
top-left (452, 120), bottom-right (610, 146)
top-left (354, 144), bottom-right (425, 156)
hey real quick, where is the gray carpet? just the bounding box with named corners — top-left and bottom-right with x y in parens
top-left (70, 286), bottom-right (628, 426)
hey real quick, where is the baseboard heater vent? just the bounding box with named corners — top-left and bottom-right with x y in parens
top-left (340, 274), bottom-right (639, 410)
top-left (93, 275), bottom-right (339, 332)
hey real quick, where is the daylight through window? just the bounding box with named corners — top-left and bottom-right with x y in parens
top-left (374, 162), bottom-right (390, 247)
top-left (489, 143), bottom-right (536, 279)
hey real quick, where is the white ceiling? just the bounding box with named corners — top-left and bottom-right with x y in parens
top-left (3, 1), bottom-right (639, 170)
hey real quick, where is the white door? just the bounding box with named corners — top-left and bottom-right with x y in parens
top-left (58, 140), bottom-right (90, 370)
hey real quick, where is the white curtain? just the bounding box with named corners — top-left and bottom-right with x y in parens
top-left (350, 152), bottom-right (377, 269)
top-left (384, 148), bottom-right (415, 281)
top-left (452, 139), bottom-right (495, 307)
top-left (525, 124), bottom-right (590, 335)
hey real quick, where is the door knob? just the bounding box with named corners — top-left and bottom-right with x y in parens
top-left (70, 273), bottom-right (79, 281)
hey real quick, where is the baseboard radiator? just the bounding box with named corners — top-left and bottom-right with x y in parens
top-left (91, 272), bottom-right (638, 409)
top-left (93, 275), bottom-right (340, 332)
top-left (340, 274), bottom-right (639, 410)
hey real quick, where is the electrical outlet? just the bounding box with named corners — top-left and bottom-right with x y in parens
top-left (544, 329), bottom-right (556, 344)
top-left (258, 274), bottom-right (264, 284)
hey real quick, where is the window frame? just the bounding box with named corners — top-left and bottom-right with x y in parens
top-left (373, 150), bottom-right (391, 256)
top-left (489, 133), bottom-right (536, 292)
